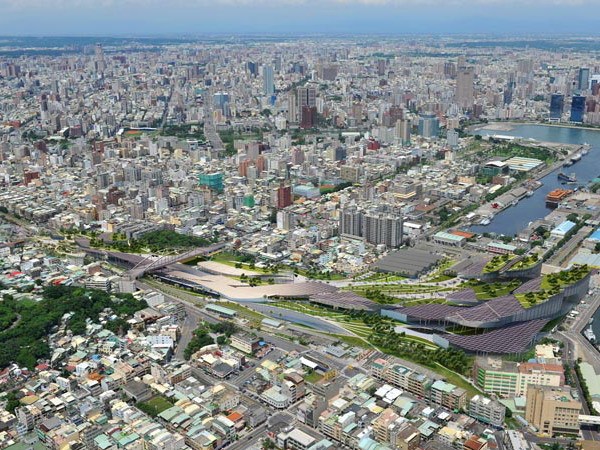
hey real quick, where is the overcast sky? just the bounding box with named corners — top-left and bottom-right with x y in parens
top-left (0, 0), bottom-right (597, 35)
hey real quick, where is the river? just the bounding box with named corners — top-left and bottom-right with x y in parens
top-left (469, 124), bottom-right (600, 236)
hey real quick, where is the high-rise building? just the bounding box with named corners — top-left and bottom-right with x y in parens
top-left (570, 95), bottom-right (586, 123)
top-left (339, 207), bottom-right (363, 238)
top-left (94, 43), bottom-right (106, 74)
top-left (525, 386), bottom-right (581, 436)
top-left (247, 61), bottom-right (258, 77)
top-left (297, 86), bottom-right (316, 109)
top-left (288, 91), bottom-right (298, 123)
top-left (396, 119), bottom-right (411, 145)
top-left (198, 173), bottom-right (224, 192)
top-left (363, 212), bottom-right (403, 248)
top-left (263, 66), bottom-right (274, 96)
top-left (578, 67), bottom-right (590, 91)
top-left (549, 94), bottom-right (564, 122)
top-left (300, 106), bottom-right (317, 129)
top-left (418, 113), bottom-right (439, 139)
top-left (276, 184), bottom-right (292, 209)
top-left (456, 68), bottom-right (474, 109)
top-left (447, 130), bottom-right (459, 148)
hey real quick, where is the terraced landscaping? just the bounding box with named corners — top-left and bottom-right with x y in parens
top-left (482, 254), bottom-right (517, 273)
top-left (348, 283), bottom-right (453, 296)
top-left (507, 254), bottom-right (540, 271)
top-left (515, 264), bottom-right (590, 308)
top-left (465, 280), bottom-right (522, 300)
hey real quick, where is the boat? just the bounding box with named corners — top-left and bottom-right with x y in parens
top-left (526, 190), bottom-right (534, 197)
top-left (480, 219), bottom-right (491, 226)
top-left (581, 145), bottom-right (589, 155)
top-left (584, 325), bottom-right (596, 343)
top-left (563, 160), bottom-right (573, 167)
top-left (511, 199), bottom-right (518, 206)
top-left (558, 172), bottom-right (577, 183)
top-left (571, 153), bottom-right (582, 163)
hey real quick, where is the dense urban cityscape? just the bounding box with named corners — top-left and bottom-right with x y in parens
top-left (1, 28), bottom-right (600, 450)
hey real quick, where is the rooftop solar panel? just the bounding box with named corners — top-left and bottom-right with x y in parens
top-left (443, 319), bottom-right (547, 353)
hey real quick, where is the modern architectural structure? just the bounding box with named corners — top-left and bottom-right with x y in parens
top-left (549, 94), bottom-right (564, 121)
top-left (276, 184), bottom-right (293, 209)
top-left (579, 67), bottom-right (590, 91)
top-left (418, 113), bottom-right (439, 139)
top-left (363, 212), bottom-right (403, 248)
top-left (263, 65), bottom-right (274, 96)
top-left (198, 172), bottom-right (224, 192)
top-left (339, 207), bottom-right (403, 248)
top-left (570, 95), bottom-right (586, 123)
top-left (456, 68), bottom-right (474, 108)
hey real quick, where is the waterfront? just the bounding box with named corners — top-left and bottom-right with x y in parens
top-left (469, 124), bottom-right (600, 236)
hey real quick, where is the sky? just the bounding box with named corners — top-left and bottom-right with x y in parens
top-left (0, 0), bottom-right (598, 36)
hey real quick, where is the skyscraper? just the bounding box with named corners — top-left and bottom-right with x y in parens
top-left (297, 86), bottom-right (316, 109)
top-left (418, 113), bottom-right (439, 139)
top-left (339, 207), bottom-right (363, 238)
top-left (570, 95), bottom-right (586, 123)
top-left (363, 212), bottom-right (403, 248)
top-left (549, 94), bottom-right (564, 121)
top-left (288, 91), bottom-right (298, 123)
top-left (456, 68), bottom-right (474, 109)
top-left (297, 86), bottom-right (317, 129)
top-left (578, 68), bottom-right (590, 91)
top-left (276, 184), bottom-right (292, 209)
top-left (263, 66), bottom-right (274, 96)
top-left (247, 61), bottom-right (258, 77)
top-left (395, 119), bottom-right (411, 145)
top-left (94, 43), bottom-right (106, 74)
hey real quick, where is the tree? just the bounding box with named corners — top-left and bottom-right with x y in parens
top-left (262, 438), bottom-right (276, 449)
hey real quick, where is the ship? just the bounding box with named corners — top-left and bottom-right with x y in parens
top-left (558, 172), bottom-right (577, 183)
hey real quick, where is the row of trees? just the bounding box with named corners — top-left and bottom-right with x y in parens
top-left (90, 229), bottom-right (216, 253)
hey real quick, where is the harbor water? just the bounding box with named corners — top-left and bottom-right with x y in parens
top-left (469, 124), bottom-right (600, 236)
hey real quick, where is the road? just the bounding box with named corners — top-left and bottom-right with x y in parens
top-left (548, 225), bottom-right (593, 267)
top-left (558, 291), bottom-right (600, 374)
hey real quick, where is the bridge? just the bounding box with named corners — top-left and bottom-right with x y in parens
top-left (126, 243), bottom-right (226, 279)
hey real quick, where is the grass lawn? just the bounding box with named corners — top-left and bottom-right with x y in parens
top-left (304, 371), bottom-right (324, 384)
top-left (329, 334), bottom-right (371, 348)
top-left (432, 363), bottom-right (484, 398)
top-left (145, 396), bottom-right (173, 415)
top-left (469, 280), bottom-right (521, 300)
top-left (483, 254), bottom-right (517, 273)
